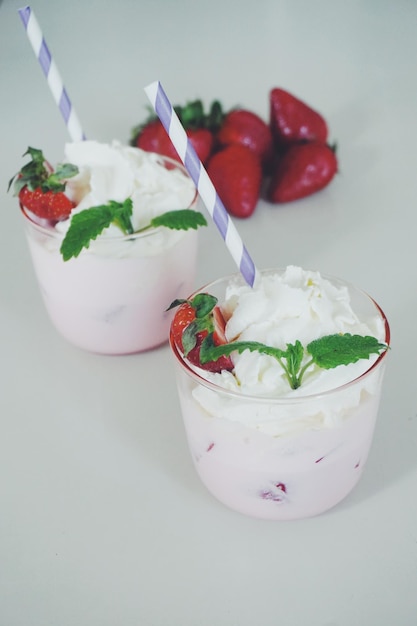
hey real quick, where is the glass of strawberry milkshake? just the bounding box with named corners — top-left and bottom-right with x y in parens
top-left (169, 266), bottom-right (390, 520)
top-left (13, 141), bottom-right (205, 354)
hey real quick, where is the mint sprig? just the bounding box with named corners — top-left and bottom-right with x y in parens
top-left (200, 333), bottom-right (387, 389)
top-left (60, 201), bottom-right (207, 261)
top-left (171, 293), bottom-right (388, 390)
top-left (60, 199), bottom-right (134, 261)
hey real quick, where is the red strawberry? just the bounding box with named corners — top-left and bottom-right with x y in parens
top-left (269, 88), bottom-right (328, 146)
top-left (132, 99), bottom-right (222, 165)
top-left (9, 147), bottom-right (78, 221)
top-left (171, 300), bottom-right (233, 373)
top-left (267, 142), bottom-right (338, 203)
top-left (186, 128), bottom-right (214, 165)
top-left (135, 119), bottom-right (179, 161)
top-left (207, 144), bottom-right (262, 218)
top-left (135, 119), bottom-right (214, 165)
top-left (19, 185), bottom-right (75, 220)
top-left (217, 109), bottom-right (273, 168)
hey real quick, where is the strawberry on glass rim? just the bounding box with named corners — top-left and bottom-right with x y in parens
top-left (8, 147), bottom-right (78, 221)
top-left (169, 293), bottom-right (234, 374)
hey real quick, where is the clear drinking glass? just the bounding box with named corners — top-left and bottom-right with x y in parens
top-left (21, 157), bottom-right (199, 355)
top-left (170, 269), bottom-right (390, 520)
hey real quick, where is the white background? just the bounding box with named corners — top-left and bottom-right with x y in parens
top-left (1, 1), bottom-right (416, 624)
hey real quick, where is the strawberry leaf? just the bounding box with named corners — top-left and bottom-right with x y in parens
top-left (166, 298), bottom-right (187, 311)
top-left (8, 147), bottom-right (78, 195)
top-left (191, 293), bottom-right (217, 318)
top-left (45, 163), bottom-right (79, 191)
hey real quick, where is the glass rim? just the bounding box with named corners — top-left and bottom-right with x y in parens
top-left (20, 153), bottom-right (198, 243)
top-left (169, 268), bottom-right (391, 404)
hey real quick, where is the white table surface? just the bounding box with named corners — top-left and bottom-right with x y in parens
top-left (1, 1), bottom-right (416, 624)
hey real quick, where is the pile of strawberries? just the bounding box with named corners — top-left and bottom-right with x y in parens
top-left (131, 88), bottom-right (338, 219)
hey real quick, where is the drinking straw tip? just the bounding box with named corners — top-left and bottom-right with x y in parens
top-left (18, 6), bottom-right (31, 26)
top-left (18, 5), bottom-right (86, 143)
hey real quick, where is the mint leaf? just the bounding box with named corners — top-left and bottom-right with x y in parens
top-left (60, 206), bottom-right (115, 260)
top-left (200, 338), bottom-right (287, 366)
top-left (111, 198), bottom-right (134, 235)
top-left (307, 334), bottom-right (387, 369)
top-left (60, 199), bottom-right (134, 260)
top-left (150, 209), bottom-right (207, 231)
top-left (284, 341), bottom-right (304, 388)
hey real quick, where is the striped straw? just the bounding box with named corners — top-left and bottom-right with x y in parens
top-left (18, 6), bottom-right (86, 142)
top-left (144, 81), bottom-right (260, 288)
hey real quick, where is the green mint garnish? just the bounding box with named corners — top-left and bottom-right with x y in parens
top-left (140, 209), bottom-right (207, 232)
top-left (170, 293), bottom-right (388, 390)
top-left (200, 333), bottom-right (387, 390)
top-left (60, 199), bottom-right (134, 261)
top-left (60, 201), bottom-right (207, 261)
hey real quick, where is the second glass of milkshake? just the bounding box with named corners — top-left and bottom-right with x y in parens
top-left (169, 266), bottom-right (390, 520)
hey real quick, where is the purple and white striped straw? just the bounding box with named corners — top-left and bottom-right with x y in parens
top-left (18, 6), bottom-right (86, 142)
top-left (144, 81), bottom-right (260, 288)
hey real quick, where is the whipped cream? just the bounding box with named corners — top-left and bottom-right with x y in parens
top-left (190, 267), bottom-right (387, 435)
top-left (55, 140), bottom-right (196, 238)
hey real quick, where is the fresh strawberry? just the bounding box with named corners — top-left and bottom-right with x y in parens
top-left (135, 119), bottom-right (179, 161)
top-left (18, 186), bottom-right (75, 220)
top-left (135, 119), bottom-right (214, 165)
top-left (171, 301), bottom-right (196, 350)
top-left (216, 109), bottom-right (273, 168)
top-left (170, 296), bottom-right (233, 373)
top-left (9, 147), bottom-right (78, 220)
top-left (207, 144), bottom-right (262, 218)
top-left (269, 88), bottom-right (328, 146)
top-left (267, 142), bottom-right (338, 203)
top-left (132, 99), bottom-right (222, 165)
top-left (186, 128), bottom-right (214, 164)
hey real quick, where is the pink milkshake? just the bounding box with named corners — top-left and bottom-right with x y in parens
top-left (170, 267), bottom-right (390, 520)
top-left (17, 141), bottom-right (202, 354)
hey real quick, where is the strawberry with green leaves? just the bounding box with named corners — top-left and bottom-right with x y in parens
top-left (131, 99), bottom-right (223, 165)
top-left (9, 147), bottom-right (78, 221)
top-left (267, 141), bottom-right (338, 203)
top-left (169, 293), bottom-right (233, 374)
